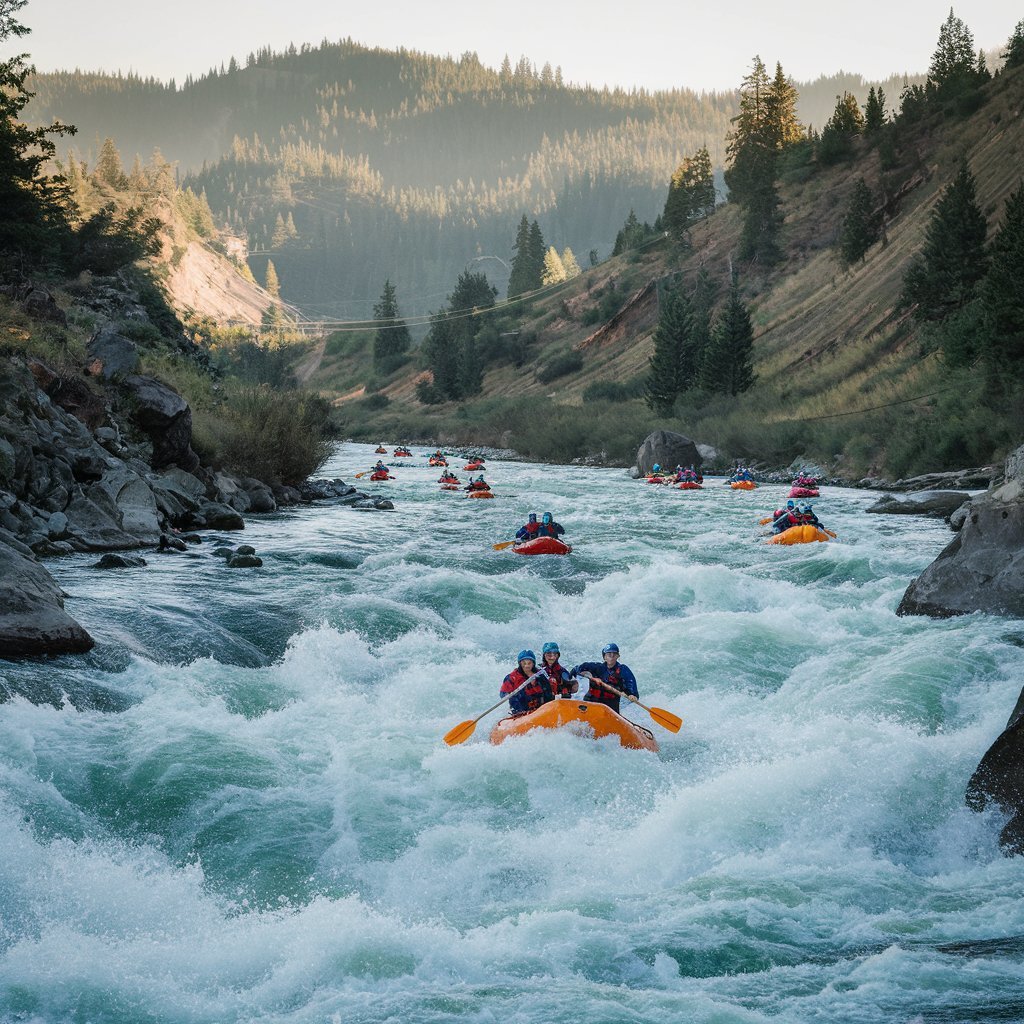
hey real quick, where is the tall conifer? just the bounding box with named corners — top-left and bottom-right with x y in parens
top-left (978, 182), bottom-right (1024, 381)
top-left (372, 278), bottom-right (411, 367)
top-left (839, 179), bottom-right (880, 266)
top-left (645, 284), bottom-right (695, 413)
top-left (699, 273), bottom-right (755, 395)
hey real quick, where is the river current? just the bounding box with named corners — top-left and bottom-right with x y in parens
top-left (1, 444), bottom-right (1023, 1024)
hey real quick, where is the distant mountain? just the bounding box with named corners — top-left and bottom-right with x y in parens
top-left (27, 42), bottom-right (923, 317)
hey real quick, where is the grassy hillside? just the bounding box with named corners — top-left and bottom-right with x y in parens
top-left (310, 64), bottom-right (1024, 478)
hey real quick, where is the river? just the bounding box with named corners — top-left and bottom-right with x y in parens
top-left (1, 444), bottom-right (1022, 1024)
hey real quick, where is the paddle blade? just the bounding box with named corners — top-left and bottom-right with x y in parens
top-left (648, 706), bottom-right (683, 733)
top-left (758, 517), bottom-right (772, 525)
top-left (492, 541), bottom-right (515, 551)
top-left (355, 472), bottom-right (367, 479)
top-left (443, 719), bottom-right (477, 746)
top-left (824, 528), bottom-right (838, 539)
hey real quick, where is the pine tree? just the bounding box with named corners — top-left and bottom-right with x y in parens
top-left (1004, 20), bottom-right (1024, 68)
top-left (977, 181), bottom-right (1024, 380)
top-left (699, 273), bottom-right (755, 395)
top-left (507, 214), bottom-right (534, 297)
top-left (928, 8), bottom-right (980, 98)
top-left (264, 259), bottom-right (281, 298)
top-left (542, 245), bottom-right (566, 285)
top-left (664, 147), bottom-right (716, 241)
top-left (561, 246), bottom-right (581, 279)
top-left (422, 311), bottom-right (462, 399)
top-left (95, 137), bottom-right (126, 188)
top-left (459, 334), bottom-right (484, 395)
top-left (372, 278), bottom-right (411, 367)
top-left (272, 212), bottom-right (289, 248)
top-left (527, 220), bottom-right (546, 289)
top-left (645, 284), bottom-right (695, 413)
top-left (863, 86), bottom-right (887, 134)
top-left (839, 179), bottom-right (880, 266)
top-left (902, 161), bottom-right (987, 322)
top-left (818, 93), bottom-right (865, 165)
top-left (765, 63), bottom-right (803, 148)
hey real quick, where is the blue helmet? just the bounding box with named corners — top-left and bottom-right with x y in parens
top-left (542, 641), bottom-right (560, 655)
top-left (787, 500), bottom-right (795, 508)
top-left (652, 463), bottom-right (661, 472)
top-left (528, 513), bottom-right (537, 522)
top-left (602, 643), bottom-right (619, 655)
top-left (542, 512), bottom-right (552, 523)
top-left (517, 649), bottom-right (536, 664)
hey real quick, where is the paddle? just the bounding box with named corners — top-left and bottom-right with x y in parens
top-left (443, 671), bottom-right (542, 746)
top-left (579, 672), bottom-right (682, 733)
top-left (492, 540), bottom-right (516, 550)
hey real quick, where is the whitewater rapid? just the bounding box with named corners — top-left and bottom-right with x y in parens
top-left (1, 445), bottom-right (1022, 1024)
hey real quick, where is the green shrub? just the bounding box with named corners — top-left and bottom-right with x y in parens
top-left (537, 348), bottom-right (583, 381)
top-left (583, 378), bottom-right (641, 403)
top-left (361, 392), bottom-right (390, 410)
top-left (196, 385), bottom-right (333, 485)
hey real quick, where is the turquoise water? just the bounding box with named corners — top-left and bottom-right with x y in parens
top-left (1, 445), bottom-right (1022, 1024)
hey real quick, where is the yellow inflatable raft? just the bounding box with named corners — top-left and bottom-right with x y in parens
top-left (490, 699), bottom-right (658, 752)
top-left (768, 524), bottom-right (831, 545)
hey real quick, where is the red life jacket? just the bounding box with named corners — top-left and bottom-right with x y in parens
top-left (501, 666), bottom-right (552, 714)
top-left (584, 664), bottom-right (626, 708)
top-left (542, 660), bottom-right (574, 698)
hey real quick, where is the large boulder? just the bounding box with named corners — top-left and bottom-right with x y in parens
top-left (89, 467), bottom-right (161, 543)
top-left (123, 375), bottom-right (199, 472)
top-left (0, 540), bottom-right (94, 657)
top-left (86, 325), bottom-right (140, 379)
top-left (898, 444), bottom-right (1024, 619)
top-left (866, 490), bottom-right (975, 519)
top-left (966, 693), bottom-right (1024, 856)
top-left (634, 431), bottom-right (702, 476)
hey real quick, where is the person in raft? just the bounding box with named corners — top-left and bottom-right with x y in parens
top-left (466, 474), bottom-right (490, 492)
top-left (771, 500), bottom-right (798, 534)
top-left (537, 641), bottom-right (578, 698)
top-left (516, 513), bottom-right (541, 542)
top-left (439, 471), bottom-right (459, 483)
top-left (374, 460), bottom-right (387, 472)
top-left (570, 643), bottom-right (639, 715)
top-left (539, 512), bottom-right (565, 538)
top-left (500, 650), bottom-right (552, 716)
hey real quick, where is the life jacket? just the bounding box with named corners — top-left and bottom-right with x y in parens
top-left (521, 521), bottom-right (541, 538)
top-left (584, 664), bottom-right (627, 710)
top-left (468, 480), bottom-right (489, 490)
top-left (501, 665), bottom-right (552, 715)
top-left (540, 522), bottom-right (562, 537)
top-left (541, 660), bottom-right (574, 698)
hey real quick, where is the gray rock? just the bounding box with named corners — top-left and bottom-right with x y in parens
top-left (31, 539), bottom-right (74, 557)
top-left (0, 437), bottom-right (15, 483)
top-left (241, 477), bottom-right (276, 513)
top-left (894, 467), bottom-right (996, 492)
top-left (157, 534), bottom-right (187, 552)
top-left (92, 553), bottom-right (147, 569)
top-left (47, 511), bottom-right (69, 538)
top-left (0, 540), bottom-right (94, 657)
top-left (865, 490), bottom-right (973, 518)
top-left (696, 443), bottom-right (719, 463)
top-left (21, 287), bottom-right (67, 327)
top-left (196, 500), bottom-right (244, 531)
top-left (94, 426), bottom-right (120, 444)
top-left (123, 375), bottom-right (199, 472)
top-left (90, 467), bottom-right (161, 543)
top-left (966, 697), bottom-right (1024, 857)
top-left (86, 325), bottom-right (140, 379)
top-left (64, 486), bottom-right (141, 551)
top-left (226, 554), bottom-right (263, 568)
top-left (211, 546), bottom-right (234, 558)
top-left (635, 430), bottom-right (702, 476)
top-left (352, 497), bottom-right (394, 511)
top-left (949, 501), bottom-right (972, 531)
top-left (627, 466), bottom-right (642, 479)
top-left (235, 544), bottom-right (256, 556)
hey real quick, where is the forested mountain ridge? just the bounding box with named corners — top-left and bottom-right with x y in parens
top-left (27, 41), bottom-right (923, 316)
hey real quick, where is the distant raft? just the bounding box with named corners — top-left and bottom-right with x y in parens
top-left (788, 486), bottom-right (820, 498)
top-left (768, 524), bottom-right (832, 545)
top-left (512, 537), bottom-right (572, 556)
top-left (731, 480), bottom-right (758, 490)
top-left (677, 481), bottom-right (702, 490)
top-left (468, 490), bottom-right (495, 499)
top-left (490, 699), bottom-right (658, 751)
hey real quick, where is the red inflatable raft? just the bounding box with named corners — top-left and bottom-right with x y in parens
top-left (512, 537), bottom-right (572, 556)
top-left (464, 462), bottom-right (485, 471)
top-left (677, 482), bottom-right (703, 490)
top-left (788, 486), bottom-right (820, 498)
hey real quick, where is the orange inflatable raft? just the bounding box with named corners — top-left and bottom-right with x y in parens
top-left (490, 699), bottom-right (658, 752)
top-left (468, 489), bottom-right (494, 499)
top-left (731, 480), bottom-right (758, 490)
top-left (768, 524), bottom-right (831, 545)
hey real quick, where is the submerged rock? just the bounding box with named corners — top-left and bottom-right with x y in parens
top-left (966, 691), bottom-right (1024, 857)
top-left (92, 553), bottom-right (147, 569)
top-left (866, 490), bottom-right (974, 519)
top-left (0, 541), bottom-right (94, 657)
top-left (227, 553), bottom-right (263, 568)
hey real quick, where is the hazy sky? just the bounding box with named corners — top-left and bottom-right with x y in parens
top-left (13, 0), bottom-right (1020, 91)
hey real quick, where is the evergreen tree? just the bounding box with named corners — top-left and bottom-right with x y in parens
top-left (977, 181), bottom-right (1024, 380)
top-left (1004, 20), bottom-right (1024, 68)
top-left (664, 146), bottom-right (715, 240)
top-left (542, 245), bottom-right (566, 285)
top-left (0, 0), bottom-right (75, 260)
top-left (903, 161), bottom-right (987, 322)
top-left (699, 273), bottom-right (756, 395)
top-left (459, 333), bottom-right (484, 395)
top-left (264, 258), bottom-right (281, 298)
top-left (95, 137), bottom-right (126, 188)
top-left (645, 284), bottom-right (695, 413)
top-left (863, 86), bottom-right (887, 134)
top-left (839, 179), bottom-right (880, 265)
top-left (421, 311), bottom-right (462, 400)
top-left (526, 220), bottom-right (546, 288)
top-left (765, 63), bottom-right (803, 148)
top-left (561, 246), bottom-right (581, 279)
top-left (928, 8), bottom-right (980, 99)
top-left (372, 278), bottom-right (411, 368)
top-left (272, 212), bottom-right (289, 248)
top-left (507, 214), bottom-right (534, 297)
top-left (817, 93), bottom-right (864, 165)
